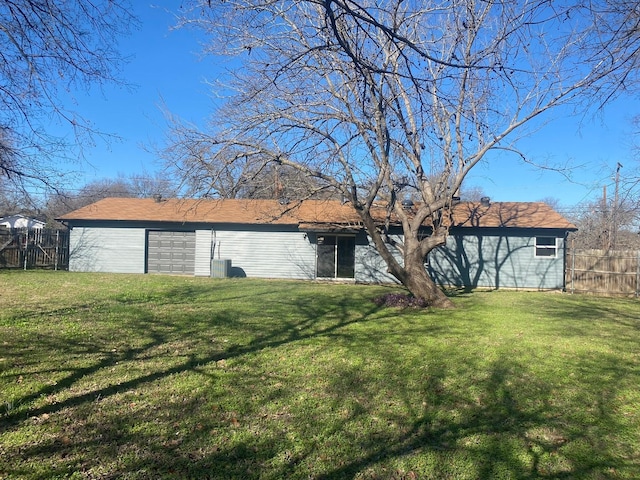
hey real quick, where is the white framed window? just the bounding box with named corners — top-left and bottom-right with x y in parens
top-left (535, 237), bottom-right (557, 258)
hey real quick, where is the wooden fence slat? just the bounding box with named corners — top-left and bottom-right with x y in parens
top-left (566, 249), bottom-right (640, 297)
top-left (0, 228), bottom-right (69, 270)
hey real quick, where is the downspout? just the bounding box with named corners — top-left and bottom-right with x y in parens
top-left (636, 252), bottom-right (640, 298)
top-left (58, 220), bottom-right (71, 272)
top-left (210, 229), bottom-right (216, 275)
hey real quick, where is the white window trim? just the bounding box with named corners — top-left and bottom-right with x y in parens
top-left (534, 236), bottom-right (558, 258)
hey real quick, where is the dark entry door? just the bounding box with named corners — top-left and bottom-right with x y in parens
top-left (316, 235), bottom-right (355, 279)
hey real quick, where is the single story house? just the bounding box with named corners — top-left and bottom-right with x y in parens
top-left (58, 197), bottom-right (577, 290)
top-left (0, 214), bottom-right (45, 229)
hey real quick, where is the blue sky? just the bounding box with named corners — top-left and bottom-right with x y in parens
top-left (60, 2), bottom-right (639, 212)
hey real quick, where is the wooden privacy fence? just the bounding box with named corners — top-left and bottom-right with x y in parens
top-left (0, 228), bottom-right (69, 270)
top-left (566, 249), bottom-right (640, 297)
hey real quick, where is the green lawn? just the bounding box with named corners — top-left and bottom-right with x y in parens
top-left (1, 271), bottom-right (640, 479)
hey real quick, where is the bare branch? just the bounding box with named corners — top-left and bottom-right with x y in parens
top-left (0, 0), bottom-right (136, 197)
top-left (164, 0), bottom-right (639, 305)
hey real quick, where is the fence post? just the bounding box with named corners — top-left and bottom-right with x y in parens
top-left (55, 230), bottom-right (59, 271)
top-left (636, 251), bottom-right (640, 298)
top-left (23, 229), bottom-right (28, 271)
top-left (570, 248), bottom-right (575, 294)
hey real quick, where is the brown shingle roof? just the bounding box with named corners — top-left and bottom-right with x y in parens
top-left (58, 198), bottom-right (362, 225)
top-left (58, 197), bottom-right (576, 230)
top-left (450, 201), bottom-right (576, 230)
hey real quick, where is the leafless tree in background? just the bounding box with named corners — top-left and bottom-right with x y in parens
top-left (0, 0), bottom-right (136, 197)
top-left (164, 0), bottom-right (640, 307)
top-left (569, 196), bottom-right (640, 250)
top-left (43, 172), bottom-right (179, 226)
top-left (162, 120), bottom-right (335, 199)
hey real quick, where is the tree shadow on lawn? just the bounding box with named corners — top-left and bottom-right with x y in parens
top-left (312, 356), bottom-right (636, 479)
top-left (25, 349), bottom-right (629, 480)
top-left (167, 309), bottom-right (636, 479)
top-left (1, 298), bottom-right (339, 415)
top-left (3, 283), bottom-right (638, 478)
top-left (0, 280), bottom-right (451, 477)
top-left (531, 294), bottom-right (640, 349)
top-left (243, 354), bottom-right (633, 479)
top-left (1, 282), bottom-right (409, 428)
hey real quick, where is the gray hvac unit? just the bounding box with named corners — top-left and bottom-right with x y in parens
top-left (211, 259), bottom-right (232, 278)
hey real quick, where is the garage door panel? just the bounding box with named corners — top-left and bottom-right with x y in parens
top-left (147, 231), bottom-right (196, 275)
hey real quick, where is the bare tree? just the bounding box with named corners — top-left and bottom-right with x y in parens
top-left (44, 178), bottom-right (134, 224)
top-left (161, 119), bottom-right (334, 199)
top-left (569, 196), bottom-right (640, 250)
top-left (127, 171), bottom-right (179, 199)
top-left (459, 185), bottom-right (489, 203)
top-left (44, 172), bottom-right (179, 224)
top-left (0, 180), bottom-right (30, 216)
top-left (0, 127), bottom-right (17, 179)
top-left (626, 115), bottom-right (640, 213)
top-left (0, 0), bottom-right (136, 195)
top-left (165, 0), bottom-right (640, 307)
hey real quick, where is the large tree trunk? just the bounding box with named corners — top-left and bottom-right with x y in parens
top-left (359, 210), bottom-right (455, 309)
top-left (397, 235), bottom-right (455, 309)
top-left (401, 254), bottom-right (454, 309)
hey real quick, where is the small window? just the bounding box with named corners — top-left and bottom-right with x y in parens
top-left (535, 237), bottom-right (557, 257)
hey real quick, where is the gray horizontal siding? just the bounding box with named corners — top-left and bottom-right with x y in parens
top-left (69, 227), bottom-right (145, 274)
top-left (195, 230), bottom-right (213, 277)
top-left (66, 221), bottom-right (567, 290)
top-left (428, 233), bottom-right (566, 289)
top-left (199, 229), bottom-right (316, 279)
top-left (355, 234), bottom-right (401, 284)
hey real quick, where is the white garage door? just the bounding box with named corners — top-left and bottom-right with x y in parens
top-left (147, 230), bottom-right (196, 275)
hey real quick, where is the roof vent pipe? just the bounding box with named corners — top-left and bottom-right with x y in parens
top-left (401, 198), bottom-right (414, 210)
top-left (480, 196), bottom-right (491, 206)
top-left (153, 194), bottom-right (163, 203)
